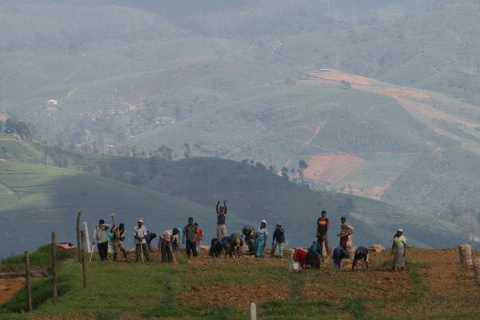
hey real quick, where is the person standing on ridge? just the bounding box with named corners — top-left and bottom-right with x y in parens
top-left (337, 216), bottom-right (354, 257)
top-left (93, 219), bottom-right (110, 261)
top-left (255, 220), bottom-right (268, 258)
top-left (316, 210), bottom-right (330, 256)
top-left (216, 200), bottom-right (228, 240)
top-left (392, 228), bottom-right (407, 271)
top-left (271, 223), bottom-right (286, 258)
top-left (134, 218), bottom-right (151, 262)
top-left (183, 217), bottom-right (199, 258)
top-left (113, 223), bottom-right (129, 262)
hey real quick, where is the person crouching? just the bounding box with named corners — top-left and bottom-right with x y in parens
top-left (332, 246), bottom-right (348, 271)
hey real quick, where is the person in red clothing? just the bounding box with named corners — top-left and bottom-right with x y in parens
top-left (194, 222), bottom-right (203, 253)
top-left (290, 248), bottom-right (308, 272)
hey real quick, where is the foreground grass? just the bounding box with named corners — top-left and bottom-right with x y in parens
top-left (0, 252), bottom-right (347, 320)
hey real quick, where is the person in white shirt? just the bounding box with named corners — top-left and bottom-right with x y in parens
top-left (133, 218), bottom-right (151, 262)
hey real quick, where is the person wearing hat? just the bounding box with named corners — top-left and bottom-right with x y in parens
top-left (133, 218), bottom-right (151, 262)
top-left (271, 222), bottom-right (285, 258)
top-left (254, 220), bottom-right (269, 257)
top-left (216, 200), bottom-right (228, 240)
top-left (391, 228), bottom-right (406, 271)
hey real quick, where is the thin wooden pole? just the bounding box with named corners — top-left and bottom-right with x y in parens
top-left (76, 212), bottom-right (82, 262)
top-left (81, 230), bottom-right (87, 288)
top-left (52, 232), bottom-right (57, 305)
top-left (25, 251), bottom-right (32, 312)
top-left (84, 221), bottom-right (91, 253)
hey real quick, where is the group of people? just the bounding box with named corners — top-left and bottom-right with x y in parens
top-left (92, 203), bottom-right (407, 272)
top-left (290, 210), bottom-right (407, 272)
top-left (92, 216), bottom-right (204, 263)
top-left (210, 200), bottom-right (286, 259)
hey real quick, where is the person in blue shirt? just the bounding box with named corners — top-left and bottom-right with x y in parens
top-left (332, 246), bottom-right (347, 270)
top-left (216, 200), bottom-right (228, 240)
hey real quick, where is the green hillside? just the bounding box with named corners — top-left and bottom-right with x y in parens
top-left (0, 158), bottom-right (219, 259)
top-left (61, 149), bottom-right (465, 249)
top-left (0, 138), bottom-right (467, 259)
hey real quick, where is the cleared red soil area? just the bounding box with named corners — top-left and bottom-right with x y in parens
top-left (303, 154), bottom-right (365, 185)
top-left (297, 71), bottom-right (435, 199)
top-left (308, 70), bottom-right (430, 100)
top-left (0, 275), bottom-right (24, 305)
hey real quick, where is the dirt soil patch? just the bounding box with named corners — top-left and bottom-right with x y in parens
top-left (303, 154), bottom-right (365, 184)
top-left (174, 247), bottom-right (480, 318)
top-left (0, 275), bottom-right (25, 305)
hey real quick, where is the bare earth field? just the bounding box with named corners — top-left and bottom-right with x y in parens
top-left (175, 247), bottom-right (480, 318)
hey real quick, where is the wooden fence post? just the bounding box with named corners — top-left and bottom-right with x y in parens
top-left (52, 231), bottom-right (57, 305)
top-left (76, 212), bottom-right (82, 262)
top-left (81, 230), bottom-right (87, 288)
top-left (474, 258), bottom-right (480, 286)
top-left (458, 243), bottom-right (473, 266)
top-left (25, 251), bottom-right (32, 312)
